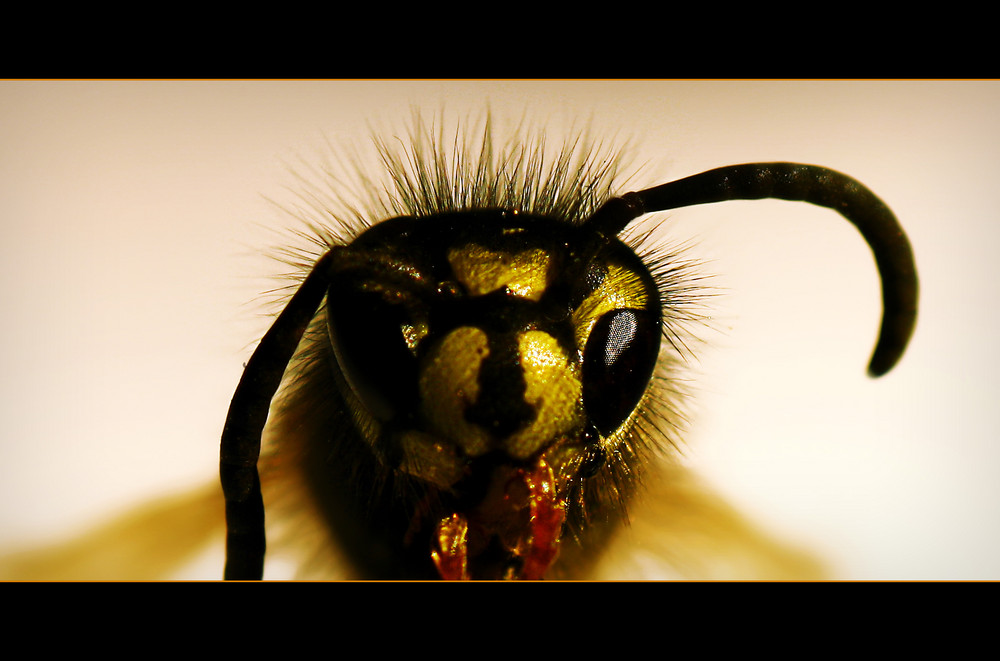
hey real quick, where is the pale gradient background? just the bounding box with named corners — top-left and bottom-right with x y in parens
top-left (1, 80), bottom-right (996, 579)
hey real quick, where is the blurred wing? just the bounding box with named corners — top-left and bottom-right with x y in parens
top-left (0, 482), bottom-right (224, 581)
top-left (589, 459), bottom-right (827, 580)
top-left (0, 465), bottom-right (824, 581)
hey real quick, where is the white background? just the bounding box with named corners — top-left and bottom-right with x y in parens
top-left (1, 80), bottom-right (996, 580)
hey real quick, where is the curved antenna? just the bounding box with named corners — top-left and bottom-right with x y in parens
top-left (586, 163), bottom-right (918, 377)
top-left (220, 249), bottom-right (338, 579)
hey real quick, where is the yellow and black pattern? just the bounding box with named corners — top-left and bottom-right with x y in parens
top-left (228, 114), bottom-right (916, 580)
top-left (261, 124), bottom-right (700, 578)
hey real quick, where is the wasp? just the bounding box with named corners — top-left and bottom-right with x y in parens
top-left (220, 115), bottom-right (918, 580)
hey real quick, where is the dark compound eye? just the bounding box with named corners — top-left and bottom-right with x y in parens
top-left (582, 308), bottom-right (661, 436)
top-left (325, 282), bottom-right (421, 423)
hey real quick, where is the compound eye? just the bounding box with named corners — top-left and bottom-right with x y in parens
top-left (582, 308), bottom-right (661, 436)
top-left (326, 284), bottom-right (421, 423)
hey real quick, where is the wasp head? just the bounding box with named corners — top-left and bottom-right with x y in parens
top-left (323, 209), bottom-right (663, 579)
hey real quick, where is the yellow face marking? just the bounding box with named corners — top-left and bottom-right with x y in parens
top-left (418, 326), bottom-right (493, 457)
top-left (414, 326), bottom-right (585, 464)
top-left (448, 245), bottom-right (552, 301)
top-left (405, 251), bottom-right (651, 473)
top-left (503, 331), bottom-right (584, 460)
